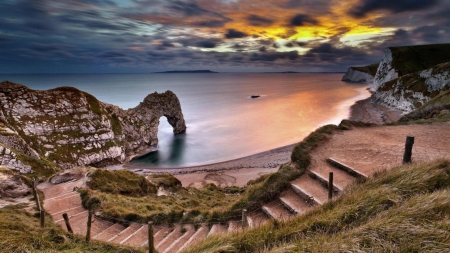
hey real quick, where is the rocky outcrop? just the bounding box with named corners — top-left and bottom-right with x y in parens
top-left (372, 44), bottom-right (450, 91)
top-left (342, 63), bottom-right (379, 83)
top-left (373, 62), bottom-right (450, 113)
top-left (0, 81), bottom-right (186, 170)
top-left (0, 170), bottom-right (30, 198)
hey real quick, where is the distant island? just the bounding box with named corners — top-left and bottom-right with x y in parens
top-left (157, 70), bottom-right (217, 73)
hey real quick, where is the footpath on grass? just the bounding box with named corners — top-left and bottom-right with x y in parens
top-left (38, 121), bottom-right (450, 253)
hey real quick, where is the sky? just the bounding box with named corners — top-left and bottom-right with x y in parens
top-left (0, 0), bottom-right (449, 73)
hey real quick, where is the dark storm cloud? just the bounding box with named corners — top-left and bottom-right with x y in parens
top-left (196, 40), bottom-right (217, 48)
top-left (349, 0), bottom-right (440, 17)
top-left (225, 29), bottom-right (248, 39)
top-left (98, 52), bottom-right (127, 58)
top-left (246, 14), bottom-right (274, 26)
top-left (250, 51), bottom-right (299, 61)
top-left (290, 14), bottom-right (318, 26)
top-left (195, 20), bottom-right (228, 28)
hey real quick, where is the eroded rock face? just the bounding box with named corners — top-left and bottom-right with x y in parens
top-left (342, 67), bottom-right (375, 83)
top-left (373, 62), bottom-right (450, 113)
top-left (0, 81), bottom-right (186, 170)
top-left (372, 49), bottom-right (398, 91)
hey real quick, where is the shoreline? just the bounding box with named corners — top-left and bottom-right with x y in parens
top-left (116, 89), bottom-right (403, 187)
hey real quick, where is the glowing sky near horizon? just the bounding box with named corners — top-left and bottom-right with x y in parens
top-left (0, 0), bottom-right (449, 73)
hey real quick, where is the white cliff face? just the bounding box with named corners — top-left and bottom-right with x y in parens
top-left (0, 144), bottom-right (32, 173)
top-left (372, 49), bottom-right (398, 91)
top-left (0, 81), bottom-right (186, 171)
top-left (373, 62), bottom-right (450, 113)
top-left (342, 68), bottom-right (375, 83)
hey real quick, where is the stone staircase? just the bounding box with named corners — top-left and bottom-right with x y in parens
top-left (38, 157), bottom-right (367, 253)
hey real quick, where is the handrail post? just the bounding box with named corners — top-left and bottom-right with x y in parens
top-left (403, 136), bottom-right (415, 164)
top-left (86, 210), bottom-right (93, 243)
top-left (148, 221), bottom-right (155, 253)
top-left (242, 209), bottom-right (247, 228)
top-left (62, 213), bottom-right (74, 233)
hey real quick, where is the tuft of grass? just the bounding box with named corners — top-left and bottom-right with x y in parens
top-left (87, 169), bottom-right (157, 197)
top-left (146, 173), bottom-right (182, 190)
top-left (0, 206), bottom-right (143, 253)
top-left (399, 89), bottom-right (450, 124)
top-left (183, 159), bottom-right (450, 253)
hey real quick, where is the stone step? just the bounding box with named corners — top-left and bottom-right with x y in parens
top-left (326, 158), bottom-right (367, 179)
top-left (121, 224), bottom-right (147, 246)
top-left (246, 210), bottom-right (269, 228)
top-left (291, 175), bottom-right (328, 205)
top-left (60, 210), bottom-right (89, 235)
top-left (262, 199), bottom-right (293, 221)
top-left (279, 188), bottom-right (311, 214)
top-left (90, 217), bottom-right (114, 239)
top-left (44, 194), bottom-right (82, 214)
top-left (152, 226), bottom-right (172, 247)
top-left (52, 205), bottom-right (85, 221)
top-left (40, 179), bottom-right (83, 199)
top-left (207, 224), bottom-right (228, 237)
top-left (45, 191), bottom-right (79, 202)
top-left (156, 225), bottom-right (182, 253)
top-left (308, 170), bottom-right (342, 193)
top-left (178, 225), bottom-right (210, 252)
top-left (94, 223), bottom-right (126, 241)
top-left (227, 220), bottom-right (242, 233)
top-left (163, 224), bottom-right (196, 253)
top-left (109, 223), bottom-right (141, 244)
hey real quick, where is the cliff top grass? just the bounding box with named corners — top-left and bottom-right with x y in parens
top-left (390, 43), bottom-right (450, 76)
top-left (352, 62), bottom-right (380, 76)
top-left (398, 89), bottom-right (450, 124)
top-left (81, 170), bottom-right (243, 224)
top-left (0, 205), bottom-right (143, 253)
top-left (183, 159), bottom-right (450, 253)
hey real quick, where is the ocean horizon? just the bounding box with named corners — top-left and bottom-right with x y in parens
top-left (0, 73), bottom-right (370, 167)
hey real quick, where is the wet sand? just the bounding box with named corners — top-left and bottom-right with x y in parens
top-left (121, 94), bottom-right (403, 188)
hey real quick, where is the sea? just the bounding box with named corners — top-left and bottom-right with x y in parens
top-left (0, 73), bottom-right (371, 168)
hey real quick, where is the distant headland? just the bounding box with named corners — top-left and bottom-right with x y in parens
top-left (157, 70), bottom-right (217, 73)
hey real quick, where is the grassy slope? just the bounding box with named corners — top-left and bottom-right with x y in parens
top-left (81, 171), bottom-right (243, 224)
top-left (398, 89), bottom-right (450, 124)
top-left (0, 206), bottom-right (143, 253)
top-left (390, 43), bottom-right (450, 76)
top-left (183, 159), bottom-right (450, 253)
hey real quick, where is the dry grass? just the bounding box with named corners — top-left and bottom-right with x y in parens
top-left (183, 159), bottom-right (450, 253)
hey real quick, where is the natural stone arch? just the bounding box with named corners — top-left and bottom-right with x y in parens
top-left (121, 90), bottom-right (187, 159)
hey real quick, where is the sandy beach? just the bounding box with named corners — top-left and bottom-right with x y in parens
top-left (122, 94), bottom-right (403, 188)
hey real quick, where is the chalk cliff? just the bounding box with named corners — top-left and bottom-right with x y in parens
top-left (0, 81), bottom-right (186, 171)
top-left (373, 62), bottom-right (450, 113)
top-left (372, 44), bottom-right (450, 91)
top-left (342, 63), bottom-right (379, 83)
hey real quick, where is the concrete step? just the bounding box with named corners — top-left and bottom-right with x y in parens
top-left (279, 188), bottom-right (311, 214)
top-left (45, 191), bottom-right (79, 202)
top-left (156, 225), bottom-right (182, 253)
top-left (109, 223), bottom-right (141, 244)
top-left (60, 210), bottom-right (89, 235)
top-left (178, 225), bottom-right (210, 252)
top-left (291, 175), bottom-right (328, 205)
top-left (326, 157), bottom-right (368, 179)
top-left (152, 226), bottom-right (172, 247)
top-left (227, 220), bottom-right (242, 233)
top-left (163, 224), bottom-right (196, 253)
top-left (262, 199), bottom-right (293, 221)
top-left (40, 179), bottom-right (83, 199)
top-left (207, 224), bottom-right (228, 237)
top-left (94, 223), bottom-right (126, 241)
top-left (246, 210), bottom-right (269, 228)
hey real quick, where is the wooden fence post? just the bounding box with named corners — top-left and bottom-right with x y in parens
top-left (86, 210), bottom-right (93, 243)
top-left (328, 172), bottom-right (334, 200)
top-left (62, 213), bottom-right (74, 233)
top-left (32, 178), bottom-right (40, 209)
top-left (40, 210), bottom-right (45, 228)
top-left (148, 221), bottom-right (155, 253)
top-left (242, 209), bottom-right (247, 228)
top-left (403, 136), bottom-right (415, 164)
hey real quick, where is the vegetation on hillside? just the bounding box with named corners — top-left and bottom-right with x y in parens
top-left (81, 172), bottom-right (243, 224)
top-left (399, 89), bottom-right (450, 124)
top-left (390, 43), bottom-right (450, 76)
top-left (0, 206), bottom-right (143, 253)
top-left (183, 159), bottom-right (450, 253)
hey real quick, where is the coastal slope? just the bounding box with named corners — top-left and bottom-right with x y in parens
top-left (0, 81), bottom-right (186, 171)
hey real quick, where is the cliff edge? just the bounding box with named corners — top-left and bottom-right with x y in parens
top-left (0, 81), bottom-right (186, 171)
top-left (342, 63), bottom-right (379, 83)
